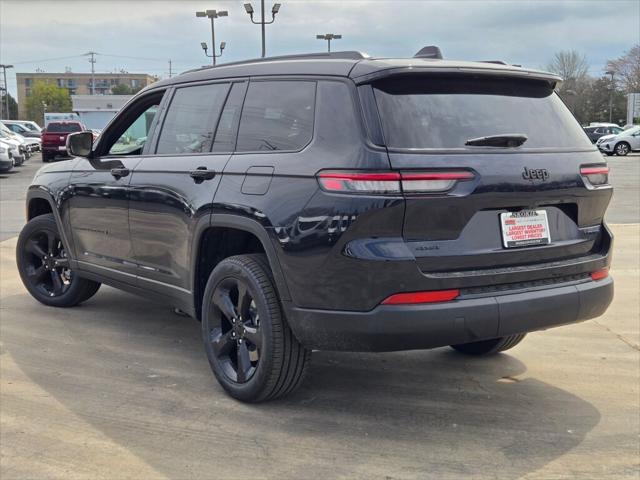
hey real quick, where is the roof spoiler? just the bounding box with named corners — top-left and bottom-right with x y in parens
top-left (413, 46), bottom-right (443, 59)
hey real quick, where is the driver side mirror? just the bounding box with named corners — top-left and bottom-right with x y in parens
top-left (67, 131), bottom-right (94, 158)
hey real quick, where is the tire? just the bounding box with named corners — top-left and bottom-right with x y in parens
top-left (451, 334), bottom-right (526, 356)
top-left (614, 142), bottom-right (630, 156)
top-left (42, 152), bottom-right (50, 163)
top-left (202, 254), bottom-right (310, 402)
top-left (16, 214), bottom-right (101, 308)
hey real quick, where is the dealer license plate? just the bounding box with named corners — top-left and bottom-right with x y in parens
top-left (500, 210), bottom-right (550, 248)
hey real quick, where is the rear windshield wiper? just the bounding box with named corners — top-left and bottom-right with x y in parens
top-left (465, 133), bottom-right (528, 147)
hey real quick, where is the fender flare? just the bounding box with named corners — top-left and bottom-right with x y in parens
top-left (197, 214), bottom-right (292, 303)
top-left (25, 188), bottom-right (77, 265)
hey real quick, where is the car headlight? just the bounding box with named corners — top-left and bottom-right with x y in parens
top-left (0, 146), bottom-right (7, 154)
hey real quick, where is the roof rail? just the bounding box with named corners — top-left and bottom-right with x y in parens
top-left (414, 46), bottom-right (443, 59)
top-left (478, 60), bottom-right (508, 65)
top-left (183, 51), bottom-right (370, 74)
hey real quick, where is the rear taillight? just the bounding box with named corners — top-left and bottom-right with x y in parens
top-left (580, 166), bottom-right (609, 186)
top-left (317, 171), bottom-right (474, 194)
top-left (381, 289), bottom-right (460, 305)
top-left (590, 268), bottom-right (609, 281)
top-left (317, 172), bottom-right (401, 193)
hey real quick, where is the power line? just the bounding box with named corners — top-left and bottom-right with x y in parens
top-left (10, 54), bottom-right (87, 65)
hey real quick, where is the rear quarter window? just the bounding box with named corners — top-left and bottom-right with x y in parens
top-left (236, 80), bottom-right (316, 152)
top-left (372, 75), bottom-right (593, 151)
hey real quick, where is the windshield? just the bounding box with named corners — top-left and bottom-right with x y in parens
top-left (373, 75), bottom-right (593, 150)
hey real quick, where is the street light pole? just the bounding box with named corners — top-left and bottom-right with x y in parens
top-left (606, 70), bottom-right (615, 123)
top-left (0, 64), bottom-right (14, 119)
top-left (316, 34), bottom-right (342, 53)
top-left (244, 2), bottom-right (281, 58)
top-left (196, 9), bottom-right (228, 66)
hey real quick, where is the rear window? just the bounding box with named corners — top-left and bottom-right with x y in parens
top-left (372, 76), bottom-right (592, 150)
top-left (47, 123), bottom-right (82, 133)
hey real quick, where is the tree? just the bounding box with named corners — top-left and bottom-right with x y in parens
top-left (546, 50), bottom-right (590, 86)
top-left (1, 92), bottom-right (18, 119)
top-left (25, 81), bottom-right (72, 123)
top-left (607, 44), bottom-right (640, 93)
top-left (7, 93), bottom-right (18, 119)
top-left (110, 83), bottom-right (133, 95)
top-left (110, 84), bottom-right (143, 95)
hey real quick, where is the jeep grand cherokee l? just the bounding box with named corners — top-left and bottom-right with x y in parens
top-left (16, 49), bottom-right (614, 402)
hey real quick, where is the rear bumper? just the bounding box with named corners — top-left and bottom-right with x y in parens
top-left (286, 276), bottom-right (613, 352)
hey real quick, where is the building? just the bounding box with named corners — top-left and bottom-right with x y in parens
top-left (16, 72), bottom-right (156, 119)
top-left (71, 94), bottom-right (132, 130)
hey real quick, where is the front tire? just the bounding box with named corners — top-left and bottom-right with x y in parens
top-left (451, 334), bottom-right (526, 356)
top-left (16, 214), bottom-right (101, 307)
top-left (202, 254), bottom-right (310, 402)
top-left (614, 142), bottom-right (630, 156)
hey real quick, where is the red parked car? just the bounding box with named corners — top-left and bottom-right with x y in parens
top-left (41, 121), bottom-right (86, 162)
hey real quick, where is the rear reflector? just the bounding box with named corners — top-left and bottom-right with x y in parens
top-left (590, 268), bottom-right (609, 281)
top-left (580, 166), bottom-right (609, 186)
top-left (381, 289), bottom-right (460, 305)
top-left (317, 171), bottom-right (474, 194)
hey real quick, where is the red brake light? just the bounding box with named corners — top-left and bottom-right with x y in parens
top-left (317, 171), bottom-right (474, 194)
top-left (590, 268), bottom-right (609, 281)
top-left (381, 289), bottom-right (460, 305)
top-left (580, 166), bottom-right (609, 186)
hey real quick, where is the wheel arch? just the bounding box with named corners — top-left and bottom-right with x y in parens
top-left (25, 189), bottom-right (76, 262)
top-left (192, 214), bottom-right (291, 320)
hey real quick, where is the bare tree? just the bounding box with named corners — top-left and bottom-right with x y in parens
top-left (546, 50), bottom-right (589, 82)
top-left (607, 44), bottom-right (640, 93)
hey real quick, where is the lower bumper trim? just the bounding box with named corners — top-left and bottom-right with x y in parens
top-left (286, 277), bottom-right (614, 352)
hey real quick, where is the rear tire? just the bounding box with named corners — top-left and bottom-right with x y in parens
top-left (202, 254), bottom-right (310, 402)
top-left (451, 334), bottom-right (526, 356)
top-left (16, 214), bottom-right (101, 308)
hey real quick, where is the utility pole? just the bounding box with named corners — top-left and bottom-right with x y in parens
top-left (87, 52), bottom-right (96, 95)
top-left (316, 34), bottom-right (342, 53)
top-left (0, 64), bottom-right (14, 119)
top-left (168, 59), bottom-right (173, 78)
top-left (196, 10), bottom-right (228, 66)
top-left (244, 2), bottom-right (281, 58)
top-left (606, 70), bottom-right (615, 123)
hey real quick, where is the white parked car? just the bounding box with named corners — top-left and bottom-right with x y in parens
top-left (0, 140), bottom-right (15, 172)
top-left (0, 129), bottom-right (26, 165)
top-left (597, 125), bottom-right (640, 156)
top-left (10, 120), bottom-right (42, 134)
top-left (0, 123), bottom-right (40, 156)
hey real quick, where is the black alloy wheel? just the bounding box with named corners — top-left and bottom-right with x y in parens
top-left (22, 227), bottom-right (73, 298)
top-left (202, 254), bottom-right (310, 402)
top-left (208, 276), bottom-right (263, 383)
top-left (17, 214), bottom-right (101, 307)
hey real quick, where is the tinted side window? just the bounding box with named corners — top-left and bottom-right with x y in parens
top-left (236, 81), bottom-right (316, 152)
top-left (156, 83), bottom-right (229, 154)
top-left (213, 82), bottom-right (246, 152)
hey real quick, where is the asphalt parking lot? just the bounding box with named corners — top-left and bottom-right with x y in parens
top-left (1, 154), bottom-right (639, 479)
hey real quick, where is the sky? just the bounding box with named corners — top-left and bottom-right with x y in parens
top-left (1, 0), bottom-right (639, 97)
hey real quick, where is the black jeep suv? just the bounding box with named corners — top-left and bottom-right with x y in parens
top-left (16, 49), bottom-right (614, 402)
